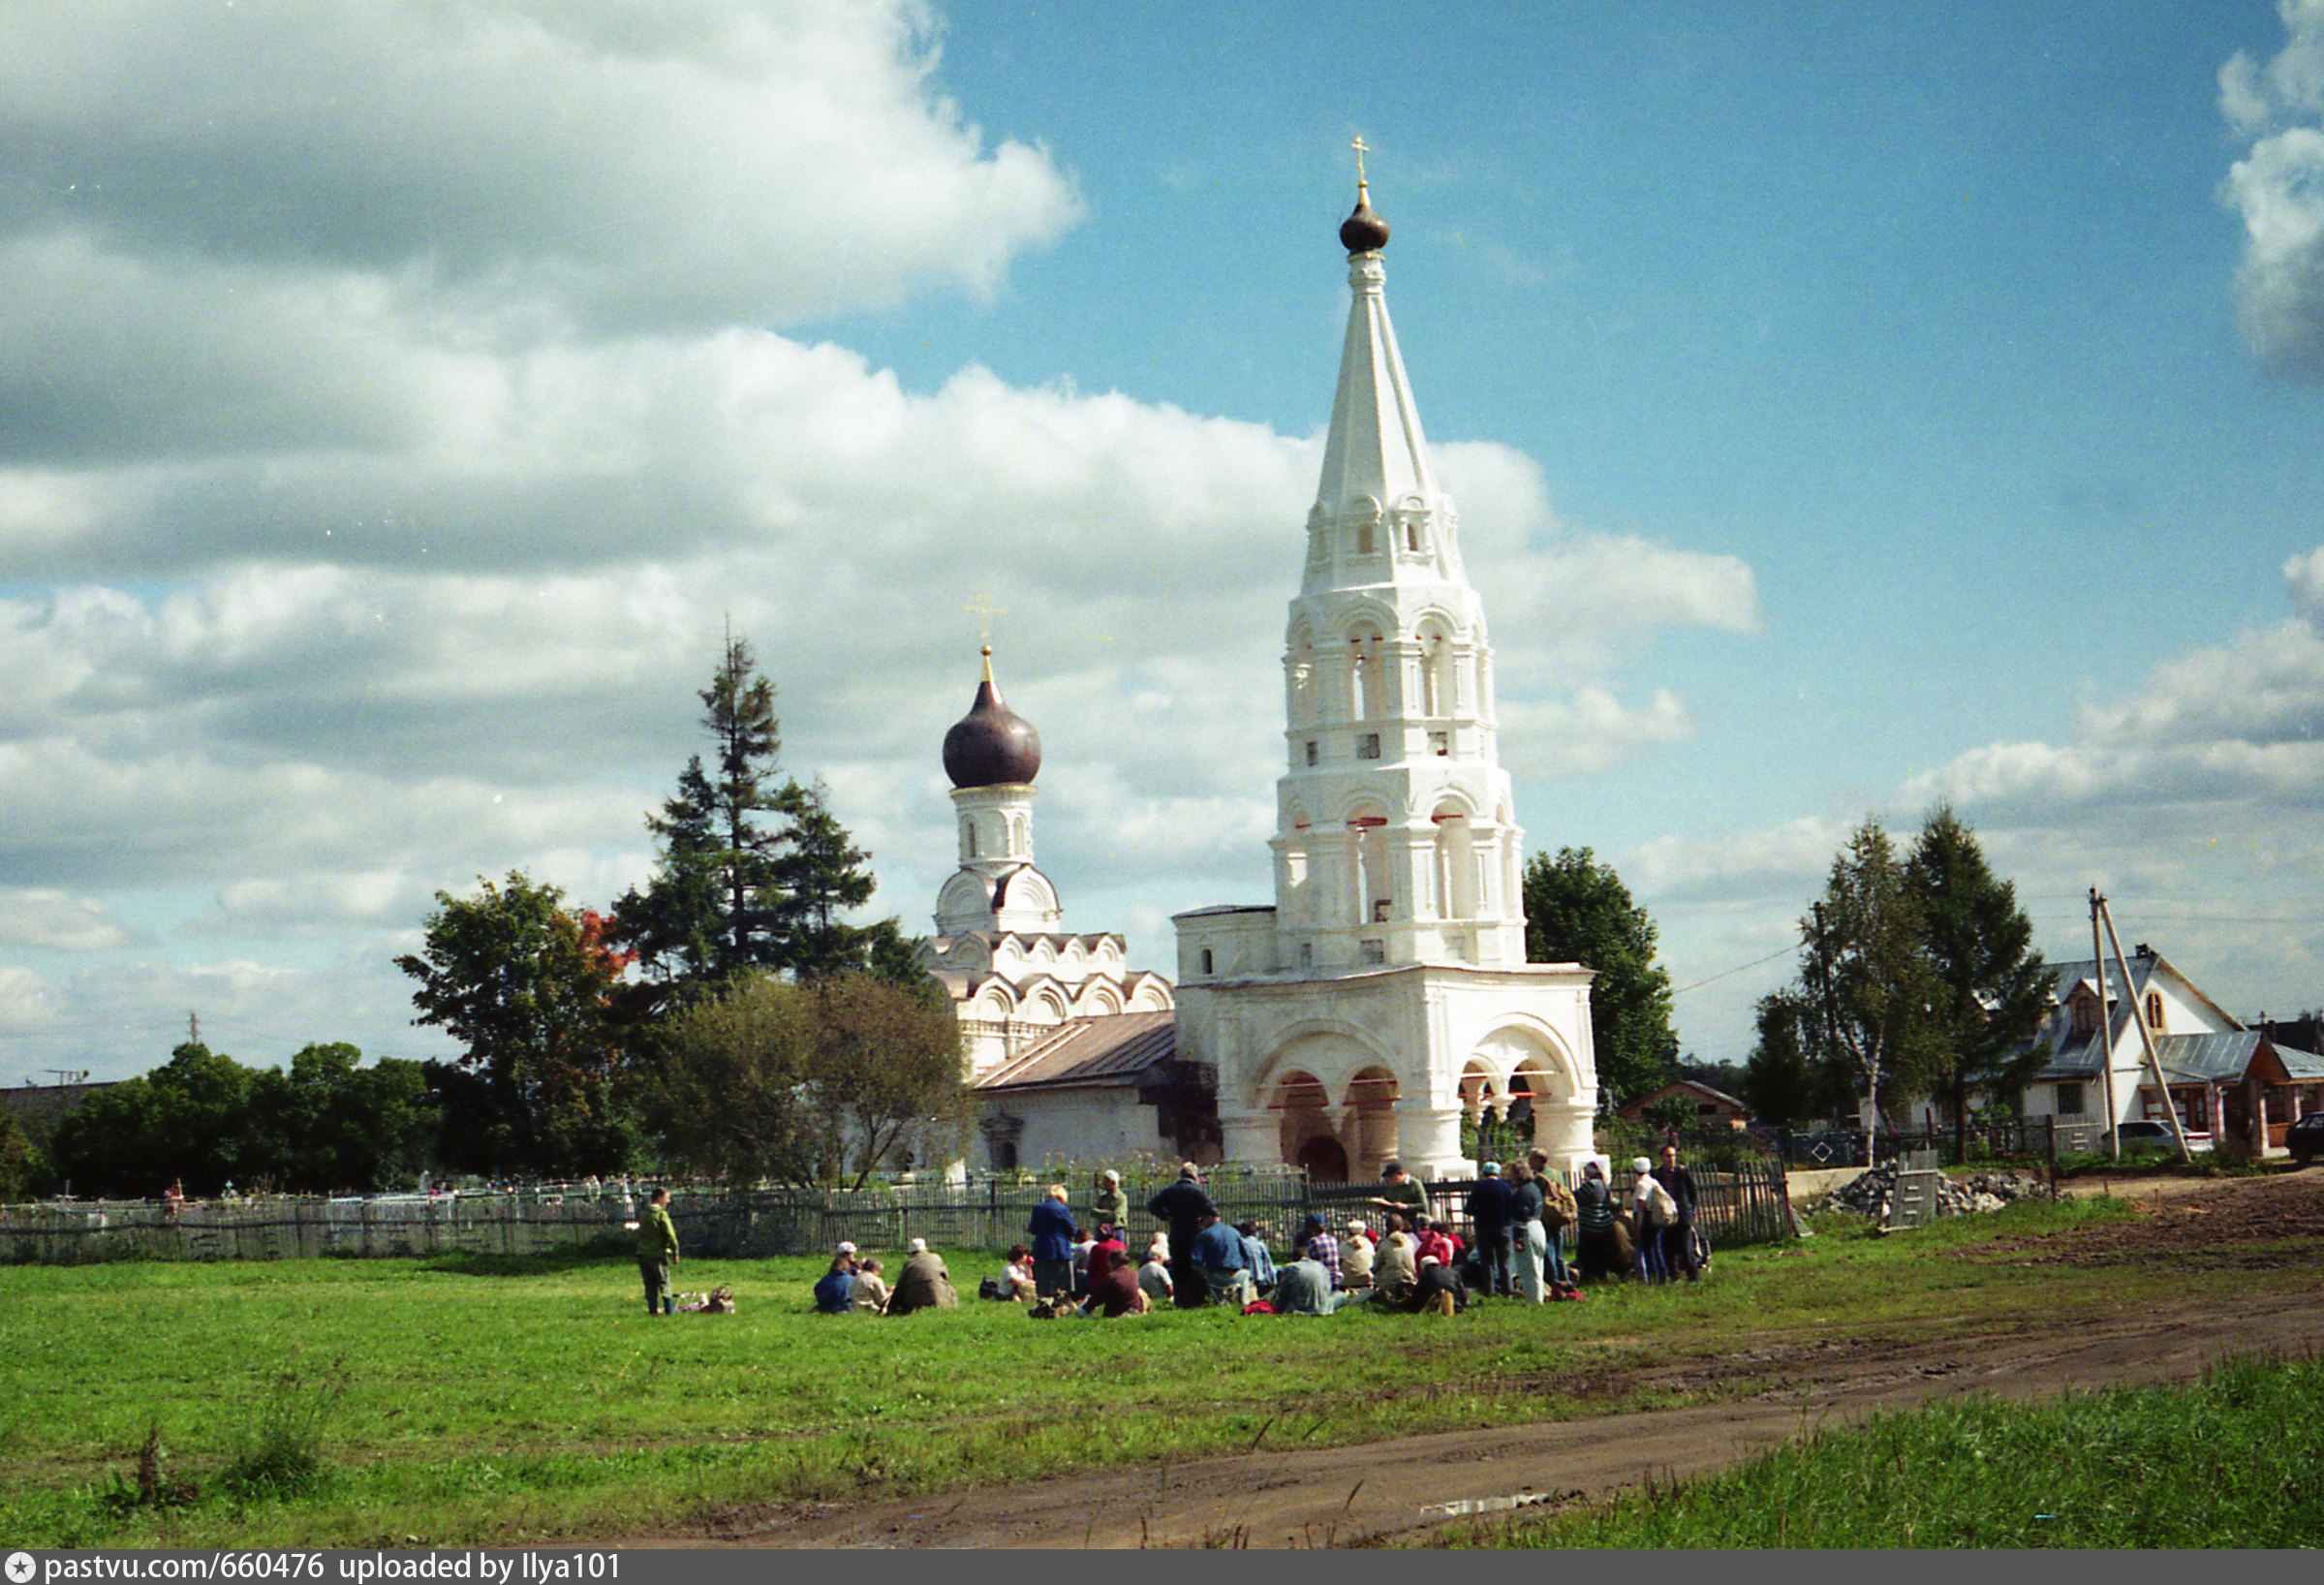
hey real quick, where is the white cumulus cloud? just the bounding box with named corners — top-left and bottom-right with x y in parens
top-left (2221, 1), bottom-right (2324, 377)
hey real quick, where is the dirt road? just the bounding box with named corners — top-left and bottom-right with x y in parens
top-left (646, 1171), bottom-right (2324, 1548)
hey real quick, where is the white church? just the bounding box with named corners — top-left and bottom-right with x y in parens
top-left (917, 171), bottom-right (1601, 1181)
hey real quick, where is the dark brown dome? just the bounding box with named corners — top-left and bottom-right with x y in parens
top-left (942, 649), bottom-right (1041, 788)
top-left (1340, 190), bottom-right (1389, 254)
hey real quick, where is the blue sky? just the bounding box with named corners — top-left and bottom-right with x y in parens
top-left (2, 0), bottom-right (2320, 1087)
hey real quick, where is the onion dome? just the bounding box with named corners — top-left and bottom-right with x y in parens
top-left (942, 646), bottom-right (1042, 788)
top-left (1340, 181), bottom-right (1389, 254)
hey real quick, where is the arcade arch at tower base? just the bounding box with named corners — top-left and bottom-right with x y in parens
top-left (1178, 948), bottom-right (1598, 1182)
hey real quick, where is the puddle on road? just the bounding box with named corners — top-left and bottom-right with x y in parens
top-left (1419, 1490), bottom-right (1557, 1519)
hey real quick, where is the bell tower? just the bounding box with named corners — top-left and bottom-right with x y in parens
top-left (1173, 153), bottom-right (1598, 1183)
top-left (1272, 146), bottom-right (1527, 976)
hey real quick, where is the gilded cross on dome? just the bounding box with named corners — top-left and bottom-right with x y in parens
top-left (963, 586), bottom-right (1005, 646)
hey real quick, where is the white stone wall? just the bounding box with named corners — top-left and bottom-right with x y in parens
top-left (979, 1088), bottom-right (1176, 1174)
top-left (1176, 958), bottom-right (1596, 1181)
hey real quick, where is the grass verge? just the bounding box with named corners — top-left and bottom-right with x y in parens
top-left (1431, 1351), bottom-right (2324, 1547)
top-left (0, 1189), bottom-right (2297, 1547)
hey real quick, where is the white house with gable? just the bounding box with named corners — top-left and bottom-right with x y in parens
top-left (2015, 945), bottom-right (2324, 1153)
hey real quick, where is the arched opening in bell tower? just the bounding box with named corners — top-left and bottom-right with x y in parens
top-left (1270, 1069), bottom-right (1334, 1169)
top-left (1349, 627), bottom-right (1385, 720)
top-left (1432, 801), bottom-right (1477, 923)
top-left (1348, 806), bottom-right (1390, 926)
top-left (1344, 1067), bottom-right (1401, 1178)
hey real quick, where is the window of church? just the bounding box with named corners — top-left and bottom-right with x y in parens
top-left (1429, 730), bottom-right (1448, 757)
top-left (966, 825), bottom-right (978, 858)
top-left (1300, 942), bottom-right (1314, 970)
top-left (1405, 520), bottom-right (1421, 552)
top-left (2056, 1081), bottom-right (2084, 1116)
top-left (1371, 898), bottom-right (1391, 922)
top-left (1200, 948), bottom-right (1214, 977)
top-left (1357, 732), bottom-right (1380, 761)
top-left (1360, 939), bottom-right (1385, 965)
top-left (2144, 991), bottom-right (2165, 1032)
top-left (1306, 739), bottom-right (1318, 766)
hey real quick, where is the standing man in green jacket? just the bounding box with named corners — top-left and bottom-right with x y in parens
top-left (636, 1187), bottom-right (680, 1316)
top-left (1089, 1168), bottom-right (1131, 1242)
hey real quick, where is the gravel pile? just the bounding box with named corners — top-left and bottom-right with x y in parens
top-left (1802, 1164), bottom-right (2056, 1224)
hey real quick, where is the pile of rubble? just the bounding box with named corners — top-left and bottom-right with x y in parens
top-left (1801, 1164), bottom-right (2056, 1223)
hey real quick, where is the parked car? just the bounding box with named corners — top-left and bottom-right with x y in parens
top-left (2287, 1112), bottom-right (2324, 1167)
top-left (2104, 1120), bottom-right (2212, 1155)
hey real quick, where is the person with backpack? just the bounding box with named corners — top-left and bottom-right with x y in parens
top-left (1630, 1156), bottom-right (1677, 1283)
top-left (1659, 1143), bottom-right (1703, 1283)
top-left (1572, 1159), bottom-right (1620, 1284)
top-left (1531, 1149), bottom-right (1578, 1292)
top-left (1507, 1161), bottom-right (1546, 1303)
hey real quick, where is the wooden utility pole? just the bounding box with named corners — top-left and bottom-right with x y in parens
top-left (2092, 889), bottom-right (2118, 1162)
top-left (2097, 896), bottom-right (2193, 1165)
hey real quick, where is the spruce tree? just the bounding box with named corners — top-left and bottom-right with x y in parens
top-left (617, 637), bottom-right (915, 993)
top-left (768, 777), bottom-right (880, 982)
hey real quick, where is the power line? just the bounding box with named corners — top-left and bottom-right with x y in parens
top-left (1670, 942), bottom-right (1799, 999)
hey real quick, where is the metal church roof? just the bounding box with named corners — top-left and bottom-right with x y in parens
top-left (974, 1010), bottom-right (1178, 1093)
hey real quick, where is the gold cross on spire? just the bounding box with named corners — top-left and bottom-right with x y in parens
top-left (964, 585), bottom-right (1005, 673)
top-left (1351, 135), bottom-right (1371, 194)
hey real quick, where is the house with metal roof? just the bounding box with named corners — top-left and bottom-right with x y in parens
top-left (2017, 947), bottom-right (2324, 1154)
top-left (1616, 1078), bottom-right (1751, 1130)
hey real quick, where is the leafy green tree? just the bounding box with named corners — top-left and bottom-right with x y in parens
top-left (0, 1104), bottom-right (44, 1201)
top-left (650, 972), bottom-right (824, 1188)
top-left (47, 1076), bottom-right (160, 1197)
top-left (614, 756), bottom-right (729, 986)
top-left (396, 872), bottom-right (640, 1178)
top-left (864, 917), bottom-right (945, 1000)
top-left (809, 972), bottom-right (970, 1185)
top-left (1522, 847), bottom-right (1677, 1104)
top-left (47, 1042), bottom-right (266, 1197)
top-left (1800, 820), bottom-right (1943, 1129)
top-left (651, 970), bottom-right (968, 1189)
top-left (1904, 805), bottom-right (2053, 1154)
top-left (252, 1043), bottom-right (438, 1193)
top-left (616, 636), bottom-right (798, 988)
top-left (1741, 988), bottom-right (1849, 1127)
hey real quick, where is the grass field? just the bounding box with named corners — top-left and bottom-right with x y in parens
top-left (0, 1192), bottom-right (2297, 1548)
top-left (1436, 1352), bottom-right (2324, 1548)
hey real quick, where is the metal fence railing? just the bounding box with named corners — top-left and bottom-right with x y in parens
top-left (1, 1160), bottom-right (1798, 1265)
top-left (1761, 1117), bottom-right (2096, 1169)
top-left (1409, 1161), bottom-right (1794, 1254)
